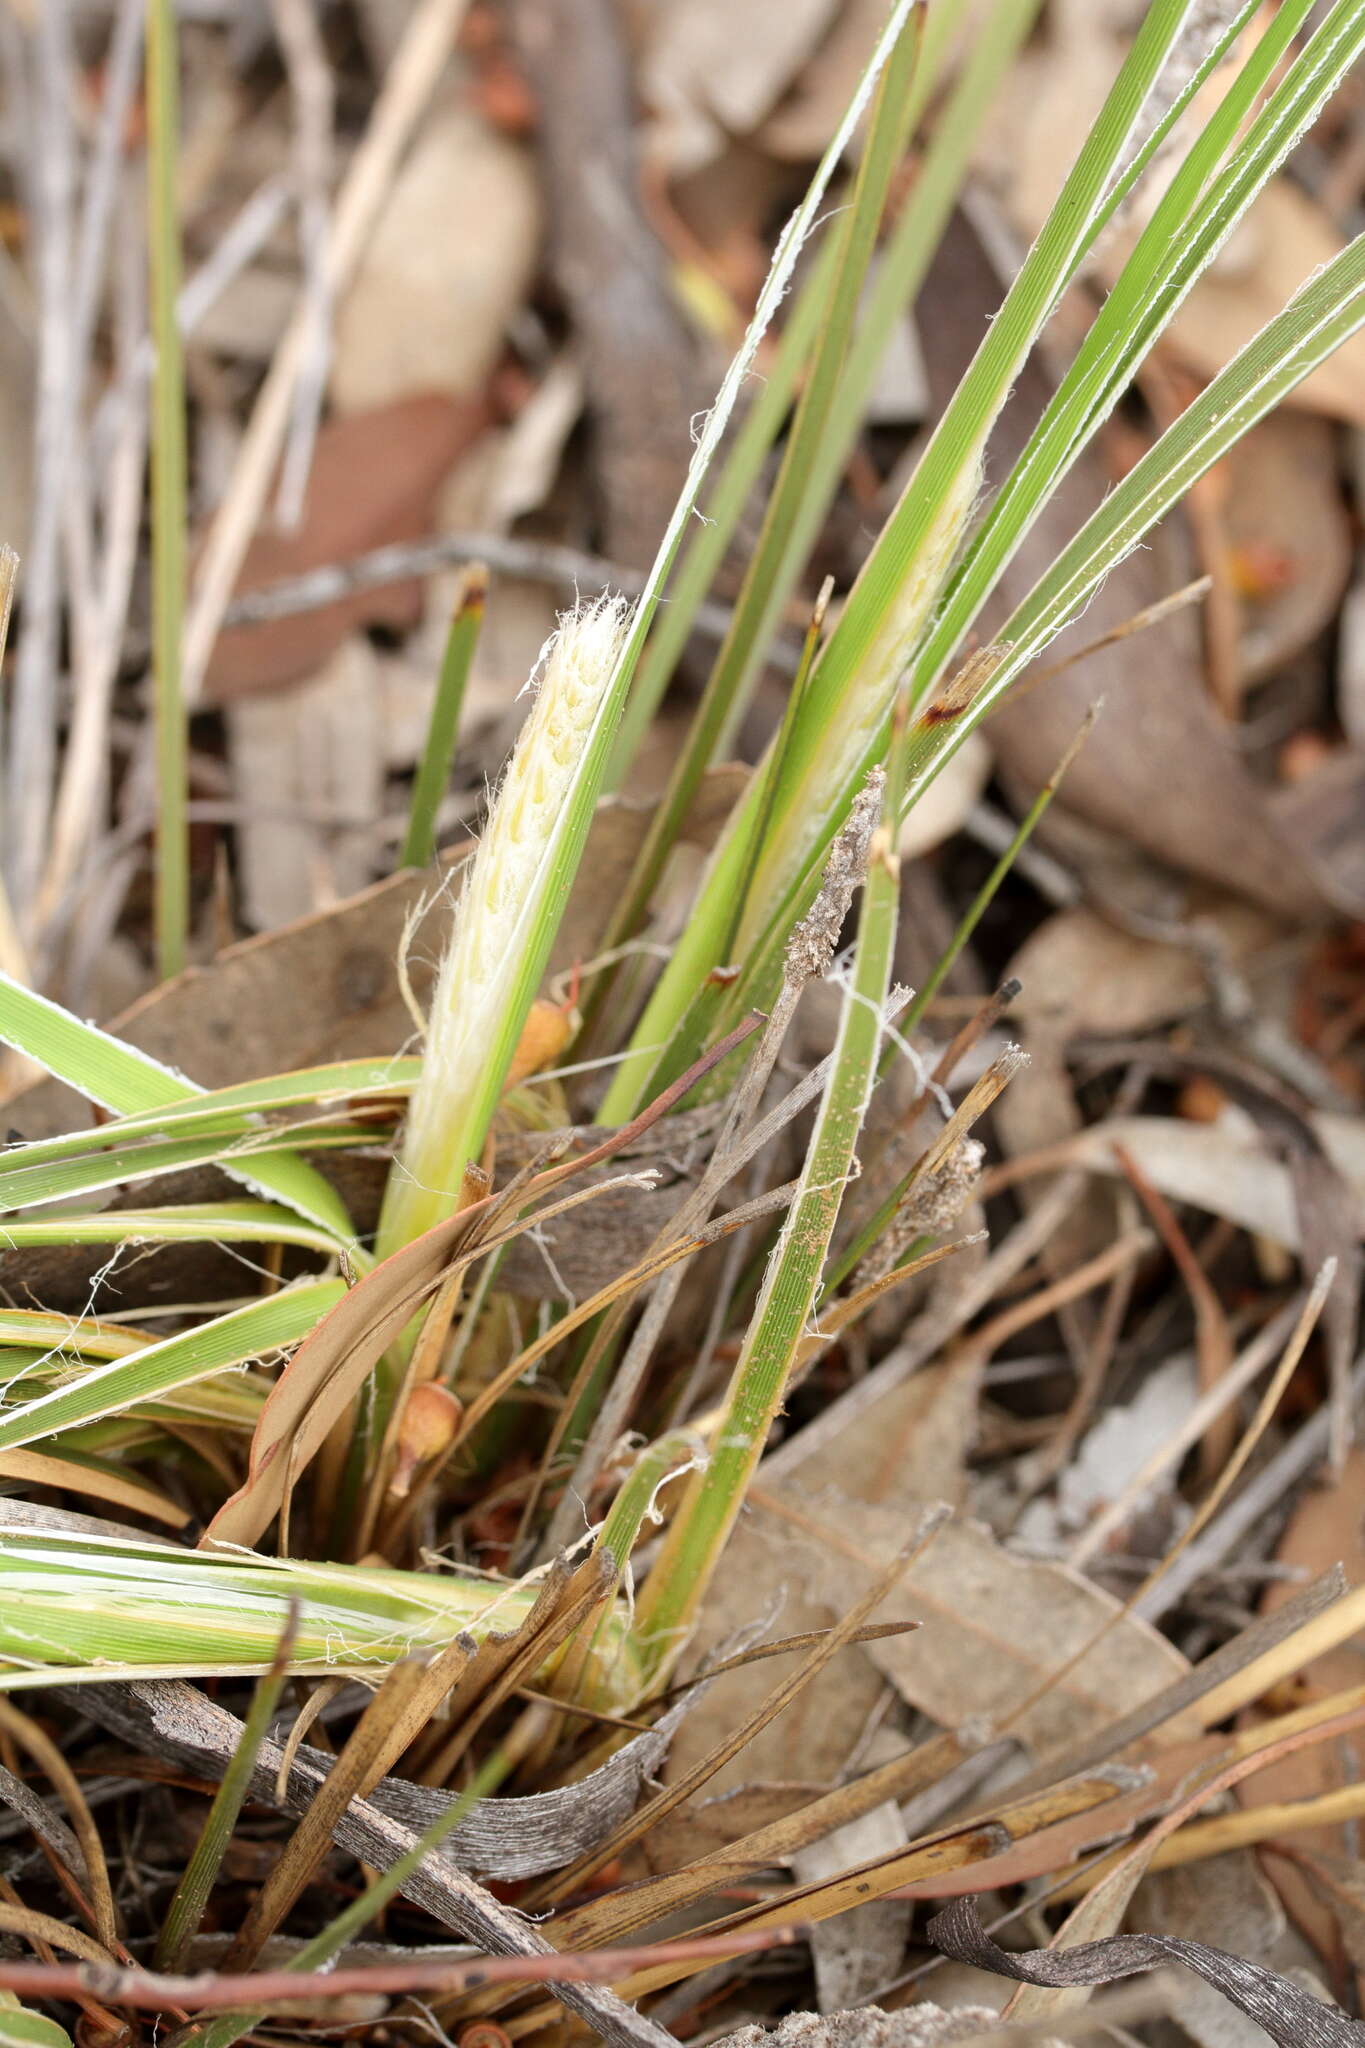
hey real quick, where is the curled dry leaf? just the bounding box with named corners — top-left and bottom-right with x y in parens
top-left (57, 1676), bottom-right (685, 1883)
top-left (57, 1682), bottom-right (672, 2048)
top-left (927, 1895), bottom-right (1365, 2048)
top-left (1130, 1852), bottom-right (1331, 2048)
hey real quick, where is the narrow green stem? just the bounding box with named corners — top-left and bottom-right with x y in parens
top-left (185, 1746), bottom-right (513, 2048)
top-left (595, 13), bottom-right (921, 990)
top-left (154, 1609), bottom-right (297, 1970)
top-left (899, 706), bottom-right (1095, 1041)
top-left (400, 565), bottom-right (486, 869)
top-left (145, 0), bottom-right (189, 983)
top-left (633, 751), bottom-right (906, 1682)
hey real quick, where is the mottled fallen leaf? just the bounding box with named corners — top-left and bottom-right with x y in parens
top-left (227, 636), bottom-right (386, 928)
top-left (330, 105), bottom-right (541, 413)
top-left (1059, 1112), bottom-right (1365, 1251)
top-left (815, 1501), bottom-right (1188, 1754)
top-left (642, 0), bottom-right (838, 174)
top-left (1220, 413), bottom-right (1353, 686)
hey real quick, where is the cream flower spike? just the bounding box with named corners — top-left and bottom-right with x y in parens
top-left (377, 595), bottom-right (632, 1261)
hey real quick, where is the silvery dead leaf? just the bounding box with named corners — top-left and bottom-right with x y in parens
top-left (927, 1897), bottom-right (1365, 2048)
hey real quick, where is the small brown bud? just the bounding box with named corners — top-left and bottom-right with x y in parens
top-left (390, 1383), bottom-right (462, 1498)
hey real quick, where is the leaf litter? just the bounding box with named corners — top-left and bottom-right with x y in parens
top-left (1, 3), bottom-right (1365, 2047)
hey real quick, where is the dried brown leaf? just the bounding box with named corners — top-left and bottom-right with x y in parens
top-left (205, 393), bottom-right (490, 701)
top-left (927, 1896), bottom-right (1365, 2047)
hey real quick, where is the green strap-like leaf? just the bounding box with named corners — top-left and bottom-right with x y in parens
top-left (0, 972), bottom-right (355, 1242)
top-left (0, 1280), bottom-right (344, 1451)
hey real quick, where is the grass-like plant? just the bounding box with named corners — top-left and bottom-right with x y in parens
top-left (0, 2), bottom-right (1363, 2023)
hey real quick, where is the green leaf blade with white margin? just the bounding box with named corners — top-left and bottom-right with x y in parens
top-left (0, 1201), bottom-right (344, 1257)
top-left (905, 0), bottom-right (1365, 709)
top-left (901, 228), bottom-right (1365, 814)
top-left (0, 1279), bottom-right (344, 1451)
top-left (0, 972), bottom-right (356, 1243)
top-left (0, 1120), bottom-right (374, 1220)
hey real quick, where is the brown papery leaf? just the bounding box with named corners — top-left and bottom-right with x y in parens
top-left (927, 1896), bottom-right (1365, 2047)
top-left (204, 393), bottom-right (491, 701)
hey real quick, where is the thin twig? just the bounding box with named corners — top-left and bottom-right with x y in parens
top-left (41, 176), bottom-right (149, 932)
top-left (0, 1927), bottom-right (807, 2010)
top-left (182, 0), bottom-right (475, 702)
top-left (5, 2), bottom-right (77, 911)
top-left (269, 0), bottom-right (334, 526)
top-left (219, 525), bottom-right (802, 670)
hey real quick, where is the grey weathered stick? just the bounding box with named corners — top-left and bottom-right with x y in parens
top-left (219, 526), bottom-right (800, 668)
top-left (269, 0), bottom-right (334, 526)
top-left (63, 1679), bottom-right (675, 2048)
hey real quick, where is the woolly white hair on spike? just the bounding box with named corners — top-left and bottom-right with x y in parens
top-left (376, 597), bottom-right (633, 1261)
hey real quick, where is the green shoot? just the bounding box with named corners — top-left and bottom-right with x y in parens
top-left (400, 564), bottom-right (487, 869)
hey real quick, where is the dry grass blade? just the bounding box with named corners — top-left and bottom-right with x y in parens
top-left (0, 1902), bottom-right (112, 1968)
top-left (156, 1607), bottom-right (301, 1973)
top-left (0, 1700), bottom-right (117, 1955)
top-left (0, 1449), bottom-right (188, 1530)
top-left (533, 1503), bottom-right (948, 1911)
top-left (930, 1702), bottom-right (1365, 2046)
top-left (206, 1027), bottom-right (758, 1548)
top-left (1114, 1139), bottom-right (1235, 1479)
top-left (550, 1728), bottom-right (977, 1957)
top-left (224, 1642), bottom-right (469, 1968)
top-left (3, 0), bottom-right (1365, 2032)
top-left (496, 1763), bottom-right (1154, 2035)
top-left (417, 1551), bottom-right (618, 1784)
